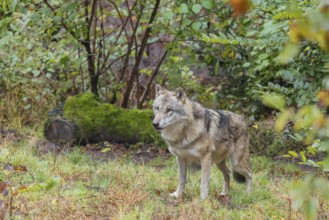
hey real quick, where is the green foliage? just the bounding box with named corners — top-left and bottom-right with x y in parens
top-left (0, 0), bottom-right (80, 128)
top-left (63, 93), bottom-right (161, 144)
top-left (0, 0), bottom-right (326, 117)
top-left (167, 0), bottom-right (325, 118)
top-left (283, 141), bottom-right (327, 169)
top-left (261, 92), bottom-right (286, 111)
top-left (290, 175), bottom-right (329, 220)
top-left (166, 66), bottom-right (217, 108)
top-left (248, 123), bottom-right (301, 157)
top-left (258, 2), bottom-right (329, 218)
top-left (261, 64), bottom-right (329, 220)
top-left (0, 0), bottom-right (19, 14)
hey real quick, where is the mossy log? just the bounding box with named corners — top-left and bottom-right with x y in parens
top-left (44, 93), bottom-right (161, 145)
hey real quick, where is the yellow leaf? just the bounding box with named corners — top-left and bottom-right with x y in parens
top-left (277, 43), bottom-right (299, 64)
top-left (101, 148), bottom-right (111, 153)
top-left (289, 22), bottom-right (301, 43)
top-left (300, 151), bottom-right (307, 162)
top-left (316, 30), bottom-right (329, 51)
top-left (288, 151), bottom-right (298, 158)
top-left (275, 109), bottom-right (292, 131)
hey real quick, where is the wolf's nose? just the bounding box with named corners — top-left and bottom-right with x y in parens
top-left (152, 122), bottom-right (160, 130)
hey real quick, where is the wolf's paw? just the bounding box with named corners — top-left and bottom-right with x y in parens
top-left (200, 193), bottom-right (209, 200)
top-left (220, 190), bottom-right (229, 196)
top-left (169, 191), bottom-right (180, 198)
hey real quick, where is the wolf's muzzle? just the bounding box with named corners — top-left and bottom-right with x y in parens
top-left (152, 122), bottom-right (162, 130)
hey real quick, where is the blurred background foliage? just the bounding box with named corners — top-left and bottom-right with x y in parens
top-left (0, 0), bottom-right (329, 218)
top-left (1, 0), bottom-right (327, 124)
top-left (261, 0), bottom-right (329, 218)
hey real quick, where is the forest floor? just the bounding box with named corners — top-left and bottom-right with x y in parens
top-left (0, 129), bottom-right (328, 220)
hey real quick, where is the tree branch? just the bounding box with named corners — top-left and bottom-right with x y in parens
top-left (98, 0), bottom-right (137, 76)
top-left (119, 3), bottom-right (144, 81)
top-left (138, 50), bottom-right (168, 108)
top-left (121, 0), bottom-right (161, 108)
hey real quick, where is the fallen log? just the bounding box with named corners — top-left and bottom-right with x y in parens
top-left (44, 118), bottom-right (82, 144)
top-left (44, 93), bottom-right (161, 145)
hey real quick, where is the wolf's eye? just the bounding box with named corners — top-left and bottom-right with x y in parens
top-left (167, 108), bottom-right (173, 114)
top-left (154, 106), bottom-right (159, 111)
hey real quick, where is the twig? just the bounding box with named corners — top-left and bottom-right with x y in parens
top-left (98, 0), bottom-right (137, 77)
top-left (138, 50), bottom-right (168, 108)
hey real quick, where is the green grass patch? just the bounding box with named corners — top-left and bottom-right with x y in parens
top-left (0, 137), bottom-right (327, 219)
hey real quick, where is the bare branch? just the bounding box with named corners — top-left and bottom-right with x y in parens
top-left (98, 1), bottom-right (137, 75)
top-left (121, 0), bottom-right (162, 108)
top-left (120, 4), bottom-right (144, 79)
top-left (108, 0), bottom-right (130, 41)
top-left (138, 50), bottom-right (168, 108)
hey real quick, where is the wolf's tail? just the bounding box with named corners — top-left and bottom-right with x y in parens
top-left (233, 171), bottom-right (246, 183)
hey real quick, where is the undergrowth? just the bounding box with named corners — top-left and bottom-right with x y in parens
top-left (0, 82), bottom-right (57, 132)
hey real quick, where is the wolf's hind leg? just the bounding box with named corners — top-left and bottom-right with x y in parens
top-left (230, 136), bottom-right (252, 193)
top-left (170, 156), bottom-right (187, 198)
top-left (216, 160), bottom-right (230, 195)
top-left (232, 167), bottom-right (252, 193)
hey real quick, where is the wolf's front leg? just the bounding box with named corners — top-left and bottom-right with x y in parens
top-left (170, 156), bottom-right (187, 198)
top-left (200, 153), bottom-right (212, 199)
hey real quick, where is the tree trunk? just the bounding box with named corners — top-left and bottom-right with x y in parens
top-left (89, 74), bottom-right (99, 96)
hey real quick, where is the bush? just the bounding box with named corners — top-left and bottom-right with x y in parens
top-left (0, 82), bottom-right (56, 130)
top-left (249, 121), bottom-right (301, 157)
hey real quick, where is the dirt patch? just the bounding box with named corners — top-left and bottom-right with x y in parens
top-left (0, 127), bottom-right (171, 165)
top-left (34, 138), bottom-right (171, 164)
top-left (0, 128), bottom-right (23, 143)
top-left (84, 142), bottom-right (171, 164)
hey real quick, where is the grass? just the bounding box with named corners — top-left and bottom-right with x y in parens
top-left (0, 135), bottom-right (327, 219)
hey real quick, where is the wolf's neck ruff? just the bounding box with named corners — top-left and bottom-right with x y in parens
top-left (161, 99), bottom-right (208, 149)
top-left (162, 121), bottom-right (204, 149)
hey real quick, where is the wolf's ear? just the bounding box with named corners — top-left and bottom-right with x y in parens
top-left (155, 84), bottom-right (165, 97)
top-left (175, 87), bottom-right (186, 102)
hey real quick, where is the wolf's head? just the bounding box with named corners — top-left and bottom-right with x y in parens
top-left (152, 84), bottom-right (190, 131)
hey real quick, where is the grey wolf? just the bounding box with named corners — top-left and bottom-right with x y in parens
top-left (152, 84), bottom-right (252, 199)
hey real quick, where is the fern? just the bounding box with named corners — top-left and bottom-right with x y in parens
top-left (200, 33), bottom-right (285, 47)
top-left (273, 12), bottom-right (303, 20)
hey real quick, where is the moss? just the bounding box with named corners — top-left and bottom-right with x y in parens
top-left (63, 93), bottom-right (161, 144)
